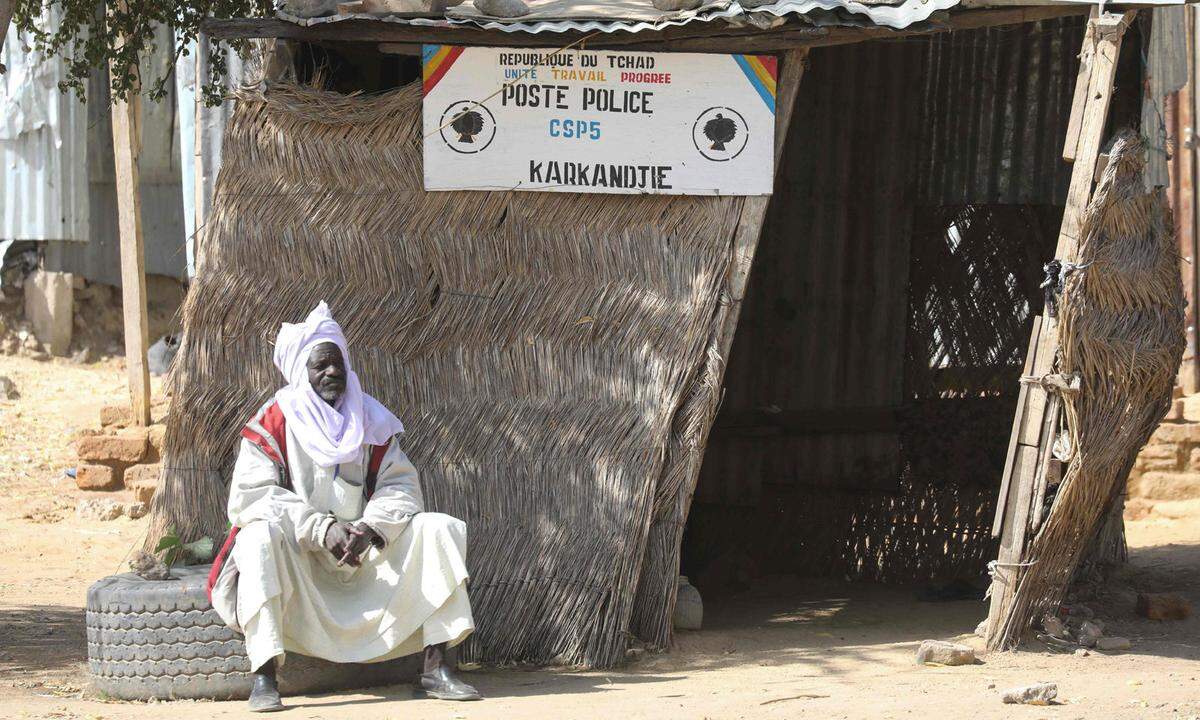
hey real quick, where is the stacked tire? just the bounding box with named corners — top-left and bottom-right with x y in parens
top-left (87, 565), bottom-right (252, 700)
top-left (86, 565), bottom-right (419, 700)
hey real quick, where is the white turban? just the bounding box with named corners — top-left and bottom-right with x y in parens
top-left (272, 301), bottom-right (405, 467)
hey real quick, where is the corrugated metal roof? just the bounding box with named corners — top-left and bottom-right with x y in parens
top-left (280, 0), bottom-right (961, 34)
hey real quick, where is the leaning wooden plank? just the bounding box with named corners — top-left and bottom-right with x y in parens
top-left (993, 315), bottom-right (1043, 538)
top-left (985, 444), bottom-right (1040, 641)
top-left (1063, 7), bottom-right (1099, 162)
top-left (1029, 392), bottom-right (1061, 532)
top-left (110, 6), bottom-right (152, 427)
top-left (987, 11), bottom-right (1136, 651)
top-left (1018, 12), bottom-right (1132, 449)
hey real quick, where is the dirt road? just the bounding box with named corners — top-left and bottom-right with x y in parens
top-left (1, 354), bottom-right (1198, 719)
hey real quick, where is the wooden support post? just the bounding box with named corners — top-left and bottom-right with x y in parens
top-left (645, 48), bottom-right (806, 647)
top-left (722, 49), bottom-right (807, 347)
top-left (985, 11), bottom-right (1135, 651)
top-left (110, 10), bottom-right (152, 427)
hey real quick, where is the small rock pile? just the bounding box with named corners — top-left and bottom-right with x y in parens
top-left (72, 403), bottom-right (168, 505)
top-left (76, 497), bottom-right (148, 521)
top-left (1035, 605), bottom-right (1131, 653)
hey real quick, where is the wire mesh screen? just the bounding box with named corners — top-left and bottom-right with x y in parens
top-left (902, 205), bottom-right (1060, 493)
top-left (905, 204), bottom-right (1062, 400)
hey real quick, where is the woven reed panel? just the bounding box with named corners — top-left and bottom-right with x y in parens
top-left (152, 81), bottom-right (744, 668)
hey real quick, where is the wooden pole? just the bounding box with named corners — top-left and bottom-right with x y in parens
top-left (985, 11), bottom-right (1135, 650)
top-left (110, 7), bottom-right (152, 427)
top-left (0, 0), bottom-right (14, 73)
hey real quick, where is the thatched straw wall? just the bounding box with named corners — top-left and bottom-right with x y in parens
top-left (149, 80), bottom-right (748, 667)
top-left (991, 132), bottom-right (1186, 647)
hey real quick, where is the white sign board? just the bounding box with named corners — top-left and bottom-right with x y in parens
top-left (422, 46), bottom-right (778, 196)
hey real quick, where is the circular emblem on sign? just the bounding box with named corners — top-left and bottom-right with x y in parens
top-left (692, 106), bottom-right (749, 162)
top-left (439, 101), bottom-right (496, 154)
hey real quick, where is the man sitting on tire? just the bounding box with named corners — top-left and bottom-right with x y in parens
top-left (207, 302), bottom-right (480, 712)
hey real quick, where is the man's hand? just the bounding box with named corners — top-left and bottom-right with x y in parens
top-left (323, 521), bottom-right (359, 566)
top-left (323, 521), bottom-right (381, 567)
top-left (339, 522), bottom-right (381, 566)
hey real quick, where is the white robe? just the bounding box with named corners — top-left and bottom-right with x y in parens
top-left (211, 429), bottom-right (475, 671)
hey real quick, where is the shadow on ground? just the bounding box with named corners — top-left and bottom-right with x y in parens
top-left (0, 604), bottom-right (87, 677)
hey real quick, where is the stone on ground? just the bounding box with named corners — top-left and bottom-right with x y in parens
top-left (0, 375), bottom-right (18, 400)
top-left (915, 640), bottom-right (975, 666)
top-left (124, 501), bottom-right (149, 520)
top-left (1001, 682), bottom-right (1057, 705)
top-left (1041, 613), bottom-right (1068, 639)
top-left (1136, 592), bottom-right (1193, 621)
top-left (1096, 636), bottom-right (1132, 652)
top-left (76, 498), bottom-right (124, 521)
top-left (129, 551), bottom-right (171, 580)
top-left (75, 464), bottom-right (121, 491)
top-left (24, 270), bottom-right (73, 356)
top-left (1076, 619), bottom-right (1103, 647)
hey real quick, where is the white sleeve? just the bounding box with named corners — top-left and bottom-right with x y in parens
top-left (227, 438), bottom-right (334, 552)
top-left (359, 439), bottom-right (424, 546)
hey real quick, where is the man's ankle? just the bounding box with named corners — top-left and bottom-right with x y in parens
top-left (255, 657), bottom-right (278, 678)
top-left (423, 642), bottom-right (448, 675)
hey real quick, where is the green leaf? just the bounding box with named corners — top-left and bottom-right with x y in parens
top-left (183, 537), bottom-right (215, 563)
top-left (155, 534), bottom-right (181, 553)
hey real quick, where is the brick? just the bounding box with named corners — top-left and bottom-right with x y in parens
top-left (117, 426), bottom-right (150, 442)
top-left (1136, 592), bottom-right (1192, 621)
top-left (1142, 457), bottom-right (1182, 473)
top-left (1149, 423), bottom-right (1200, 445)
top-left (125, 463), bottom-right (161, 504)
top-left (130, 482), bottom-right (156, 504)
top-left (1166, 398), bottom-right (1185, 422)
top-left (75, 464), bottom-right (122, 491)
top-left (1139, 443), bottom-right (1179, 461)
top-left (1130, 472), bottom-right (1200, 502)
top-left (124, 463), bottom-right (161, 485)
top-left (1183, 395), bottom-right (1200, 422)
top-left (99, 405), bottom-right (130, 428)
top-left (1123, 498), bottom-right (1153, 520)
top-left (76, 435), bottom-right (147, 464)
top-left (148, 424), bottom-right (167, 455)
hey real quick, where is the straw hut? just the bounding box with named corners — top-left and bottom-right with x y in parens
top-left (147, 0), bottom-right (1186, 668)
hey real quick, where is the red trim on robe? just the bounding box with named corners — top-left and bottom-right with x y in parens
top-left (240, 401), bottom-right (289, 471)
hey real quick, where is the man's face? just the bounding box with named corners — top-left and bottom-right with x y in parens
top-left (307, 342), bottom-right (346, 406)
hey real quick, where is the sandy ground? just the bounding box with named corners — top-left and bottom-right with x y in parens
top-left (1, 353), bottom-right (1198, 720)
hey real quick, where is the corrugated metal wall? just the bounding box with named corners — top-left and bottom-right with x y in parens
top-left (915, 18), bottom-right (1084, 206)
top-left (688, 16), bottom-right (1097, 583)
top-left (0, 20), bottom-right (188, 284)
top-left (0, 18), bottom-right (90, 244)
top-left (697, 37), bottom-right (923, 505)
top-left (43, 53), bottom-right (188, 286)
